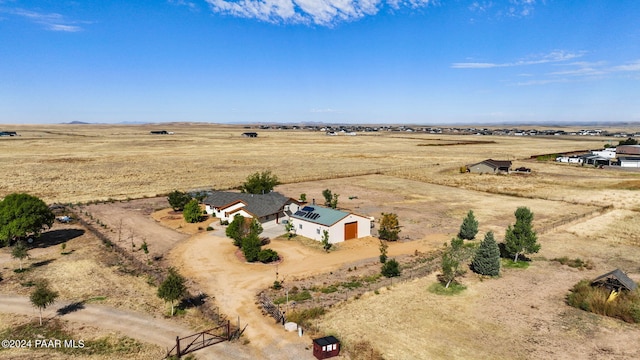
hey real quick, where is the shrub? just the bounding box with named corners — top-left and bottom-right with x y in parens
top-left (552, 257), bottom-right (594, 270)
top-left (272, 280), bottom-right (282, 290)
top-left (284, 307), bottom-right (325, 328)
top-left (206, 226), bottom-right (213, 231)
top-left (257, 249), bottom-right (279, 263)
top-left (567, 280), bottom-right (640, 323)
top-left (381, 259), bottom-right (401, 277)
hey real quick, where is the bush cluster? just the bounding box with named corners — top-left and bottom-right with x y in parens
top-left (566, 280), bottom-right (640, 323)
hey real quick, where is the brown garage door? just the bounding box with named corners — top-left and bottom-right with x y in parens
top-left (344, 222), bottom-right (358, 240)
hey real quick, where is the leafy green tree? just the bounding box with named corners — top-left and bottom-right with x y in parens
top-left (242, 233), bottom-right (262, 262)
top-left (381, 258), bottom-right (401, 277)
top-left (0, 193), bottom-right (54, 246)
top-left (379, 239), bottom-right (388, 263)
top-left (11, 240), bottom-right (29, 271)
top-left (619, 137), bottom-right (638, 146)
top-left (458, 210), bottom-right (479, 240)
top-left (321, 230), bottom-right (332, 252)
top-left (378, 213), bottom-right (400, 241)
top-left (241, 170), bottom-right (279, 194)
top-left (471, 231), bottom-right (500, 276)
top-left (157, 267), bottom-right (187, 316)
top-left (440, 237), bottom-right (472, 288)
top-left (322, 189), bottom-right (333, 206)
top-left (226, 214), bottom-right (247, 247)
top-left (30, 280), bottom-right (59, 325)
top-left (167, 190), bottom-right (192, 211)
top-left (300, 193), bottom-right (306, 202)
top-left (504, 207), bottom-right (540, 262)
top-left (183, 199), bottom-right (202, 223)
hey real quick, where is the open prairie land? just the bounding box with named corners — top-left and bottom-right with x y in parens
top-left (2, 123), bottom-right (637, 204)
top-left (2, 123), bottom-right (640, 360)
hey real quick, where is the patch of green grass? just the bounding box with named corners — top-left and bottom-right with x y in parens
top-left (362, 274), bottom-right (382, 283)
top-left (284, 307), bottom-right (325, 328)
top-left (428, 282), bottom-right (467, 296)
top-left (552, 257), bottom-right (594, 270)
top-left (85, 296), bottom-right (107, 302)
top-left (274, 290), bottom-right (312, 304)
top-left (320, 285), bottom-right (338, 294)
top-left (341, 280), bottom-right (362, 290)
top-left (502, 258), bottom-right (530, 269)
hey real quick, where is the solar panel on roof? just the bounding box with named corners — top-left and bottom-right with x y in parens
top-left (302, 206), bottom-right (315, 212)
top-left (294, 211), bottom-right (307, 217)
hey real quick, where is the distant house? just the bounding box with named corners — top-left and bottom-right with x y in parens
top-left (313, 336), bottom-right (340, 359)
top-left (0, 131), bottom-right (17, 136)
top-left (591, 269), bottom-right (637, 292)
top-left (203, 191), bottom-right (298, 226)
top-left (591, 148), bottom-right (617, 159)
top-left (467, 159), bottom-right (512, 174)
top-left (150, 130), bottom-right (168, 135)
top-left (290, 205), bottom-right (372, 243)
top-left (242, 132), bottom-right (258, 138)
top-left (618, 156), bottom-right (640, 168)
top-left (616, 145), bottom-right (640, 155)
top-left (556, 156), bottom-right (584, 164)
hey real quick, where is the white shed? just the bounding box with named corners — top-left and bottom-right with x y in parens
top-left (289, 205), bottom-right (372, 243)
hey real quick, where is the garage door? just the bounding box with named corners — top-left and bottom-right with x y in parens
top-left (344, 222), bottom-right (358, 241)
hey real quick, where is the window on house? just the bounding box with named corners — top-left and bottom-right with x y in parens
top-left (299, 224), bottom-right (302, 230)
top-left (316, 228), bottom-right (321, 234)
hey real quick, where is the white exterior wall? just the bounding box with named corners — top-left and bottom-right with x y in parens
top-left (292, 214), bottom-right (371, 243)
top-left (591, 149), bottom-right (616, 158)
top-left (620, 160), bottom-right (640, 168)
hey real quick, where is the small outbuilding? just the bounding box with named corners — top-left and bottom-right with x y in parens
top-left (467, 159), bottom-right (512, 174)
top-left (313, 336), bottom-right (340, 359)
top-left (591, 269), bottom-right (638, 292)
top-left (242, 132), bottom-right (258, 138)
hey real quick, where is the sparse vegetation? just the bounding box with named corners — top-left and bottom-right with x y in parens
top-left (552, 256), bottom-right (594, 270)
top-left (321, 230), bottom-right (332, 252)
top-left (378, 212), bottom-right (401, 241)
top-left (566, 280), bottom-right (640, 323)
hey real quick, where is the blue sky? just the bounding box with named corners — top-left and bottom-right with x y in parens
top-left (1, 0), bottom-right (639, 125)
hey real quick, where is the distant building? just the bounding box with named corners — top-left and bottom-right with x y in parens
top-left (150, 130), bottom-right (168, 135)
top-left (467, 159), bottom-right (512, 174)
top-left (616, 145), bottom-right (640, 155)
top-left (242, 132), bottom-right (258, 138)
top-left (618, 156), bottom-right (640, 168)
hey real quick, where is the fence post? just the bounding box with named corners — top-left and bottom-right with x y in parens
top-left (175, 336), bottom-right (181, 358)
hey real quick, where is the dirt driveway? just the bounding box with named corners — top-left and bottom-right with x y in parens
top-left (168, 231), bottom-right (442, 359)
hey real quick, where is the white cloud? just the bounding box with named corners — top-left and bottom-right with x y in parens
top-left (3, 8), bottom-right (87, 31)
top-left (169, 0), bottom-right (199, 11)
top-left (205, 0), bottom-right (437, 26)
top-left (452, 50), bottom-right (585, 69)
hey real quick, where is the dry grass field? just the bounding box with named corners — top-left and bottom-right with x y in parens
top-left (1, 123), bottom-right (635, 204)
top-left (2, 123), bottom-right (640, 360)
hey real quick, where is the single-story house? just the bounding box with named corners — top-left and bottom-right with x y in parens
top-left (0, 131), bottom-right (17, 136)
top-left (289, 205), bottom-right (372, 243)
top-left (618, 156), bottom-right (640, 168)
top-left (591, 269), bottom-right (637, 292)
top-left (556, 156), bottom-right (584, 164)
top-left (150, 130), bottom-right (168, 135)
top-left (467, 159), bottom-right (512, 174)
top-left (203, 191), bottom-right (299, 226)
top-left (242, 132), bottom-right (258, 138)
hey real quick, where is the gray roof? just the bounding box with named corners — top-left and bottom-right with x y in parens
top-left (290, 205), bottom-right (350, 227)
top-left (204, 191), bottom-right (293, 218)
top-left (591, 269), bottom-right (637, 291)
top-left (468, 159), bottom-right (512, 170)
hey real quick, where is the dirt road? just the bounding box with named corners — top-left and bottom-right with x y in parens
top-left (169, 231), bottom-right (443, 359)
top-left (0, 294), bottom-right (255, 360)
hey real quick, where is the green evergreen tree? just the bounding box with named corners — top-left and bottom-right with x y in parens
top-left (458, 210), bottom-right (479, 240)
top-left (472, 231), bottom-right (501, 276)
top-left (440, 237), bottom-right (472, 288)
top-left (157, 268), bottom-right (187, 316)
top-left (182, 199), bottom-right (202, 223)
top-left (0, 193), bottom-right (54, 246)
top-left (322, 189), bottom-right (333, 206)
top-left (379, 239), bottom-right (388, 263)
top-left (381, 258), bottom-right (401, 277)
top-left (504, 207), bottom-right (540, 262)
top-left (242, 233), bottom-right (262, 262)
top-left (30, 280), bottom-right (58, 325)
